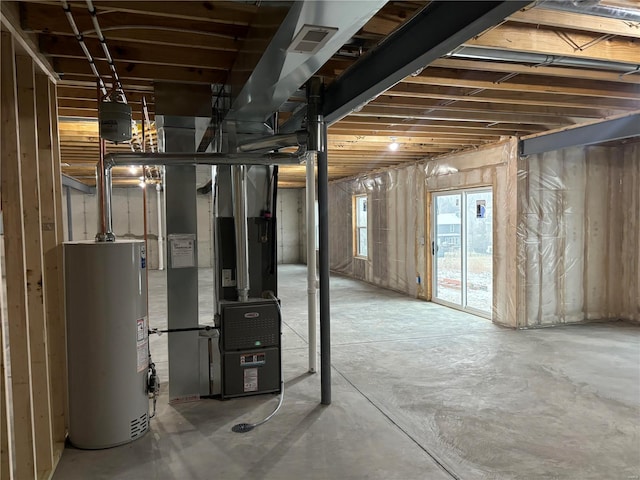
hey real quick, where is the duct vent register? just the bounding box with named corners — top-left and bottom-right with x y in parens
top-left (288, 24), bottom-right (338, 55)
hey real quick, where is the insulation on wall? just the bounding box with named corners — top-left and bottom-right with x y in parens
top-left (327, 140), bottom-right (519, 327)
top-left (516, 143), bottom-right (640, 326)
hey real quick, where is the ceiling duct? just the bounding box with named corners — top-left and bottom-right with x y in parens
top-left (288, 24), bottom-right (338, 55)
top-left (223, 0), bottom-right (387, 133)
top-left (536, 0), bottom-right (640, 22)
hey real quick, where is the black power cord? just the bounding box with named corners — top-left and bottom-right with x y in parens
top-left (232, 294), bottom-right (284, 433)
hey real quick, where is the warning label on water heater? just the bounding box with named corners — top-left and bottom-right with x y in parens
top-left (243, 368), bottom-right (258, 392)
top-left (136, 317), bottom-right (148, 373)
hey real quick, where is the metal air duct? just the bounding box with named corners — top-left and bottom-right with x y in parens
top-left (450, 46), bottom-right (640, 74)
top-left (536, 0), bottom-right (640, 22)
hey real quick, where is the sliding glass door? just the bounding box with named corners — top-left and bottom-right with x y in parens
top-left (433, 188), bottom-right (493, 317)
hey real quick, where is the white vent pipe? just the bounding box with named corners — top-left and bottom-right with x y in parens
top-left (231, 165), bottom-right (250, 302)
top-left (306, 151), bottom-right (317, 373)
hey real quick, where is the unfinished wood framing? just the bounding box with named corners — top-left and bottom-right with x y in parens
top-left (36, 72), bottom-right (66, 466)
top-left (1, 32), bottom-right (36, 480)
top-left (5, 0), bottom-right (635, 188)
top-left (48, 79), bottom-right (68, 460)
top-left (0, 249), bottom-right (7, 479)
top-left (16, 52), bottom-right (54, 480)
top-left (1, 28), bottom-right (66, 480)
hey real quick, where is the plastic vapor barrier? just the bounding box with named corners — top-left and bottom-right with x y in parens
top-left (327, 140), bottom-right (520, 327)
top-left (325, 138), bottom-right (638, 328)
top-left (516, 143), bottom-right (639, 326)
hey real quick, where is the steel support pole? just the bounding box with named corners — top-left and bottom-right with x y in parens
top-left (308, 77), bottom-right (330, 404)
top-left (317, 118), bottom-right (330, 405)
top-left (306, 151), bottom-right (317, 373)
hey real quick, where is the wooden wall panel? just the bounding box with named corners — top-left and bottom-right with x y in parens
top-left (0, 32), bottom-right (36, 480)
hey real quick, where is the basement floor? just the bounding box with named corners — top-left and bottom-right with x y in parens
top-left (54, 265), bottom-right (640, 480)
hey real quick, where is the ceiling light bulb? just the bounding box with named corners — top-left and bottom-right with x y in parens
top-left (129, 166), bottom-right (137, 174)
top-left (388, 141), bottom-right (399, 151)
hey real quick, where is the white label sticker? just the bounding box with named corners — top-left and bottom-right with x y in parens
top-left (243, 368), bottom-right (258, 392)
top-left (136, 317), bottom-right (148, 373)
top-left (169, 234), bottom-right (196, 269)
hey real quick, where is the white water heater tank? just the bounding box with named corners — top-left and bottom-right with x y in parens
top-left (64, 241), bottom-right (149, 449)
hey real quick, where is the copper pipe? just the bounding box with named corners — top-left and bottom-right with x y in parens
top-left (96, 79), bottom-right (109, 241)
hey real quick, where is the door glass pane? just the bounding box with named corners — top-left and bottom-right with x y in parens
top-left (465, 191), bottom-right (493, 313)
top-left (435, 194), bottom-right (462, 305)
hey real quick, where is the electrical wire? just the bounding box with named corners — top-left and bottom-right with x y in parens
top-left (60, 0), bottom-right (107, 96)
top-left (85, 0), bottom-right (126, 99)
top-left (232, 294), bottom-right (285, 433)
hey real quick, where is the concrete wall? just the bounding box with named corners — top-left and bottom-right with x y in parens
top-left (277, 188), bottom-right (304, 264)
top-left (63, 185), bottom-right (304, 269)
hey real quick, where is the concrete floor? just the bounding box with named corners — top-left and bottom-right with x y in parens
top-left (54, 265), bottom-right (640, 480)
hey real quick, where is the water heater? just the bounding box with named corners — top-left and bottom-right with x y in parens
top-left (65, 241), bottom-right (149, 449)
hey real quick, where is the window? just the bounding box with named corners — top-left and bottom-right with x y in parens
top-left (354, 194), bottom-right (368, 258)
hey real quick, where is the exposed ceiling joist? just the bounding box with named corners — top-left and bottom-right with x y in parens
top-left (467, 23), bottom-right (640, 65)
top-left (323, 1), bottom-right (530, 124)
top-left (509, 7), bottom-right (640, 38)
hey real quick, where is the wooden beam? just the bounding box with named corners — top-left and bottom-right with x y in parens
top-left (58, 98), bottom-right (155, 113)
top-left (329, 133), bottom-right (485, 146)
top-left (330, 122), bottom-right (525, 137)
top-left (78, 0), bottom-right (258, 24)
top-left (468, 22), bottom-right (640, 65)
top-left (35, 73), bottom-right (67, 469)
top-left (82, 27), bottom-right (242, 52)
top-left (329, 125), bottom-right (498, 139)
top-left (353, 105), bottom-right (573, 126)
top-left (0, 257), bottom-right (8, 480)
top-left (49, 80), bottom-right (67, 461)
top-left (16, 54), bottom-right (54, 479)
top-left (407, 67), bottom-right (640, 100)
top-left (20, 3), bottom-right (249, 40)
top-left (509, 7), bottom-right (640, 39)
top-left (52, 57), bottom-right (227, 85)
top-left (388, 83), bottom-right (640, 110)
top-left (430, 58), bottom-right (640, 85)
top-left (372, 94), bottom-right (617, 118)
top-left (57, 108), bottom-right (146, 121)
top-left (337, 116), bottom-right (548, 133)
top-left (0, 31), bottom-right (36, 480)
top-left (326, 142), bottom-right (452, 153)
top-left (39, 34), bottom-right (236, 70)
top-left (0, 2), bottom-right (59, 81)
top-left (57, 86), bottom-right (154, 103)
